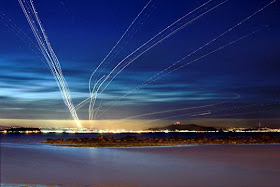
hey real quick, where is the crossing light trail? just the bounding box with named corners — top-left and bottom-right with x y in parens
top-left (97, 0), bottom-right (227, 95)
top-left (76, 0), bottom-right (218, 111)
top-left (99, 25), bottom-right (269, 117)
top-left (90, 3), bottom-right (156, 90)
top-left (96, 0), bottom-right (277, 117)
top-left (135, 0), bottom-right (277, 87)
top-left (89, 76), bottom-right (106, 123)
top-left (143, 111), bottom-right (212, 124)
top-left (189, 110), bottom-right (273, 120)
top-left (87, 0), bottom-right (155, 122)
top-left (18, 0), bottom-right (81, 128)
top-left (88, 0), bottom-right (153, 95)
top-left (121, 93), bottom-right (240, 120)
top-left (75, 0), bottom-right (156, 110)
top-left (89, 0), bottom-right (228, 120)
top-left (151, 25), bottom-right (268, 83)
top-left (89, 0), bottom-right (216, 93)
top-left (142, 101), bottom-right (279, 124)
top-left (144, 110), bottom-right (261, 124)
top-left (125, 26), bottom-right (268, 120)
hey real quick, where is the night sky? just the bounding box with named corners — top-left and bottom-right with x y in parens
top-left (0, 0), bottom-right (279, 129)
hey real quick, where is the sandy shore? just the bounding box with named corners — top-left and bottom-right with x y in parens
top-left (1, 143), bottom-right (280, 187)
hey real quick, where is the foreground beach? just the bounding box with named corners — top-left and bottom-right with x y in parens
top-left (1, 141), bottom-right (280, 186)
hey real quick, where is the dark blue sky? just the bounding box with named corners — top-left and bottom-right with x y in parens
top-left (0, 0), bottom-right (279, 128)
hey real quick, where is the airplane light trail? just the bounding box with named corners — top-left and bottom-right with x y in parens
top-left (96, 0), bottom-right (228, 95)
top-left (18, 0), bottom-right (81, 128)
top-left (143, 111), bottom-right (213, 124)
top-left (88, 0), bottom-right (153, 95)
top-left (153, 25), bottom-right (268, 81)
top-left (2, 0), bottom-right (277, 127)
top-left (96, 0), bottom-right (276, 117)
top-left (97, 24), bottom-right (270, 118)
top-left (191, 112), bottom-right (212, 117)
top-left (120, 26), bottom-right (267, 120)
top-left (122, 93), bottom-right (240, 120)
top-left (87, 0), bottom-right (155, 122)
top-left (75, 0), bottom-right (213, 110)
top-left (89, 76), bottom-right (106, 123)
top-left (87, 0), bottom-right (228, 121)
top-left (143, 100), bottom-right (279, 124)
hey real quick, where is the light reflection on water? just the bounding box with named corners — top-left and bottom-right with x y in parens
top-left (1, 134), bottom-right (280, 186)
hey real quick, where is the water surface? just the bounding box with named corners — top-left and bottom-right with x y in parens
top-left (1, 133), bottom-right (280, 186)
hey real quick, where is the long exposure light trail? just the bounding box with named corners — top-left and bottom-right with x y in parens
top-left (143, 101), bottom-right (279, 124)
top-left (96, 0), bottom-right (276, 117)
top-left (121, 23), bottom-right (272, 123)
top-left (120, 26), bottom-right (266, 120)
top-left (122, 93), bottom-right (240, 120)
top-left (87, 0), bottom-right (155, 121)
top-left (152, 25), bottom-right (268, 82)
top-left (99, 25), bottom-right (269, 118)
top-left (76, 0), bottom-right (220, 111)
top-left (88, 0), bottom-right (153, 95)
top-left (89, 76), bottom-right (106, 123)
top-left (97, 0), bottom-right (227, 95)
top-left (18, 0), bottom-right (81, 128)
top-left (88, 0), bottom-right (228, 121)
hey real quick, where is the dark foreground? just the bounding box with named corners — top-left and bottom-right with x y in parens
top-left (43, 134), bottom-right (280, 147)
